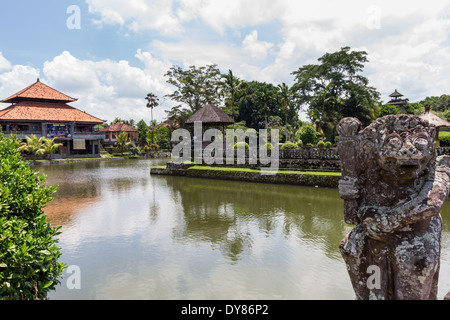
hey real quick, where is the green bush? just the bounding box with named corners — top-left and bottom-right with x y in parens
top-left (260, 142), bottom-right (272, 150)
top-left (317, 140), bottom-right (325, 149)
top-left (439, 131), bottom-right (450, 147)
top-left (0, 134), bottom-right (65, 300)
top-left (234, 142), bottom-right (249, 149)
top-left (325, 141), bottom-right (332, 148)
top-left (281, 142), bottom-right (299, 150)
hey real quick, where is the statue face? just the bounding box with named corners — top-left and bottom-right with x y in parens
top-left (361, 115), bottom-right (436, 180)
top-left (377, 129), bottom-right (435, 179)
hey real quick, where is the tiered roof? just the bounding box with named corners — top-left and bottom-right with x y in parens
top-left (0, 79), bottom-right (104, 124)
top-left (1, 79), bottom-right (77, 103)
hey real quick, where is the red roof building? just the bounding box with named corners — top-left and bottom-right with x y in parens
top-left (0, 79), bottom-right (106, 157)
top-left (100, 122), bottom-right (139, 145)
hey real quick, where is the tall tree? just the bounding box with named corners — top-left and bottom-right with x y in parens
top-left (291, 46), bottom-right (380, 141)
top-left (219, 69), bottom-right (246, 128)
top-left (145, 92), bottom-right (159, 125)
top-left (278, 82), bottom-right (293, 141)
top-left (164, 64), bottom-right (221, 113)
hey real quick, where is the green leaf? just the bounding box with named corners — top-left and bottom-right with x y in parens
top-left (0, 262), bottom-right (7, 268)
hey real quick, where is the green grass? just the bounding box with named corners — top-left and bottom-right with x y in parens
top-left (157, 165), bottom-right (341, 176)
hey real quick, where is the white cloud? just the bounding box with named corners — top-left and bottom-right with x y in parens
top-left (177, 0), bottom-right (285, 34)
top-left (0, 52), bottom-right (12, 72)
top-left (0, 54), bottom-right (40, 102)
top-left (87, 0), bottom-right (183, 35)
top-left (242, 30), bottom-right (273, 60)
top-left (41, 51), bottom-right (173, 124)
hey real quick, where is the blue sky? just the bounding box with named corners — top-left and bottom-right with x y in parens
top-left (1, 0), bottom-right (449, 124)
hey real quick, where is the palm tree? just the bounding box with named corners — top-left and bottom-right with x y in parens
top-left (278, 83), bottom-right (292, 141)
top-left (219, 70), bottom-right (246, 129)
top-left (115, 131), bottom-right (134, 154)
top-left (259, 87), bottom-right (273, 129)
top-left (42, 138), bottom-right (63, 160)
top-left (145, 93), bottom-right (159, 125)
top-left (18, 134), bottom-right (46, 161)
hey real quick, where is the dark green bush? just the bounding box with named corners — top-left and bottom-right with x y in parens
top-left (317, 140), bottom-right (325, 149)
top-left (325, 141), bottom-right (332, 148)
top-left (0, 134), bottom-right (65, 300)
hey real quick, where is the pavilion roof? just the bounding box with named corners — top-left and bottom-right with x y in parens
top-left (1, 79), bottom-right (78, 103)
top-left (0, 101), bottom-right (105, 124)
top-left (389, 89), bottom-right (404, 98)
top-left (185, 104), bottom-right (234, 126)
top-left (419, 105), bottom-right (450, 128)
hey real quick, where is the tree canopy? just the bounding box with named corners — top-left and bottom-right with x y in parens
top-left (291, 46), bottom-right (380, 141)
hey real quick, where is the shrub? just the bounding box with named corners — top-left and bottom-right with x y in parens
top-left (281, 142), bottom-right (299, 150)
top-left (296, 125), bottom-right (321, 145)
top-left (260, 142), bottom-right (272, 150)
top-left (234, 142), bottom-right (249, 149)
top-left (325, 141), bottom-right (332, 148)
top-left (297, 140), bottom-right (303, 147)
top-left (439, 131), bottom-right (450, 147)
top-left (317, 140), bottom-right (325, 149)
top-left (0, 134), bottom-right (65, 300)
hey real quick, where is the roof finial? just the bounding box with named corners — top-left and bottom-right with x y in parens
top-left (37, 78), bottom-right (40, 82)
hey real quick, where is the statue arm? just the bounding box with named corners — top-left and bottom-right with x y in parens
top-left (361, 155), bottom-right (450, 236)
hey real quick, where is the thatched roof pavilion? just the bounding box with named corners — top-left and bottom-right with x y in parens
top-left (185, 104), bottom-right (234, 126)
top-left (419, 105), bottom-right (450, 146)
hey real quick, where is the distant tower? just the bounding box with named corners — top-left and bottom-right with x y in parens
top-left (387, 89), bottom-right (407, 111)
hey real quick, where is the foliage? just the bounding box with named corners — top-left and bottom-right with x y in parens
top-left (233, 141), bottom-right (249, 149)
top-left (136, 119), bottom-right (149, 146)
top-left (41, 139), bottom-right (63, 160)
top-left (281, 142), bottom-right (298, 150)
top-left (420, 94), bottom-right (450, 112)
top-left (147, 126), bottom-right (172, 150)
top-left (0, 133), bottom-right (65, 300)
top-left (219, 69), bottom-right (246, 124)
top-left (291, 46), bottom-right (380, 141)
top-left (439, 131), bottom-right (450, 147)
top-left (164, 64), bottom-right (221, 114)
top-left (317, 140), bottom-right (325, 148)
top-left (114, 132), bottom-right (134, 154)
top-left (295, 124), bottom-right (321, 145)
top-left (18, 135), bottom-right (62, 160)
top-left (324, 141), bottom-right (332, 148)
top-left (145, 92), bottom-right (159, 124)
top-left (377, 103), bottom-right (423, 117)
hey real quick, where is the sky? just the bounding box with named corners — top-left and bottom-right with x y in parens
top-left (0, 0), bottom-right (449, 124)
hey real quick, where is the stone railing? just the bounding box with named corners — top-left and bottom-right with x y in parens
top-left (185, 146), bottom-right (450, 161)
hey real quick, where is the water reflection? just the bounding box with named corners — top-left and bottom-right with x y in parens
top-left (37, 160), bottom-right (450, 299)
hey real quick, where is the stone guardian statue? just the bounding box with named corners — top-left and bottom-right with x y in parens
top-left (337, 114), bottom-right (450, 300)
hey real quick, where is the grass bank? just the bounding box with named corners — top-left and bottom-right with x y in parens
top-left (151, 164), bottom-right (341, 188)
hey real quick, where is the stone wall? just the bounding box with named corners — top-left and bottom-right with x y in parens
top-left (151, 165), bottom-right (340, 188)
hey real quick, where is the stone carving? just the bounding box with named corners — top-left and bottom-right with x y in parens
top-left (337, 114), bottom-right (450, 300)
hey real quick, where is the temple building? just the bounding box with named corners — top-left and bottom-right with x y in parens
top-left (0, 79), bottom-right (106, 157)
top-left (100, 122), bottom-right (139, 146)
top-left (387, 89), bottom-right (408, 107)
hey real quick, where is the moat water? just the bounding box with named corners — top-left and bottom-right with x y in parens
top-left (36, 159), bottom-right (450, 299)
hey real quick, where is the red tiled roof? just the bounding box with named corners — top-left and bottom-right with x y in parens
top-left (0, 101), bottom-right (105, 124)
top-left (99, 122), bottom-right (139, 132)
top-left (1, 79), bottom-right (78, 103)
